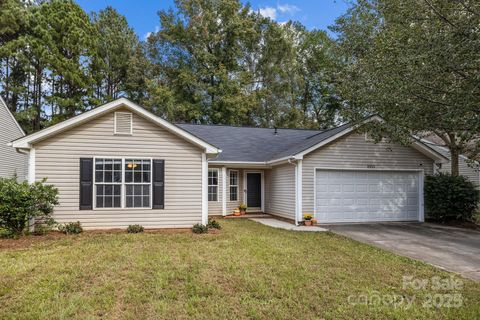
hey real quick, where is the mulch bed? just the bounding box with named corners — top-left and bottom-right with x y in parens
top-left (0, 231), bottom-right (67, 250)
top-left (0, 227), bottom-right (197, 250)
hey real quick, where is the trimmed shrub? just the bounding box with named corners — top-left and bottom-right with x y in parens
top-left (33, 217), bottom-right (57, 236)
top-left (192, 223), bottom-right (208, 234)
top-left (425, 173), bottom-right (480, 222)
top-left (58, 221), bottom-right (83, 234)
top-left (127, 224), bottom-right (144, 233)
top-left (0, 228), bottom-right (15, 239)
top-left (0, 178), bottom-right (58, 236)
top-left (207, 219), bottom-right (221, 230)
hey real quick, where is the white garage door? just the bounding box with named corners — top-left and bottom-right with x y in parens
top-left (315, 170), bottom-right (421, 223)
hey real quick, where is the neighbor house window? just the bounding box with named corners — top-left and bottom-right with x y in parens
top-left (94, 158), bottom-right (152, 208)
top-left (229, 170), bottom-right (238, 201)
top-left (208, 169), bottom-right (218, 201)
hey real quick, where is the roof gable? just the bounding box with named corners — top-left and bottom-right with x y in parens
top-left (179, 116), bottom-right (448, 164)
top-left (1, 96), bottom-right (25, 137)
top-left (11, 98), bottom-right (220, 154)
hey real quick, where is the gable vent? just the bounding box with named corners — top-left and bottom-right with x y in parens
top-left (114, 112), bottom-right (133, 135)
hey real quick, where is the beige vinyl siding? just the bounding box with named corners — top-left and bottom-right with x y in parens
top-left (34, 108), bottom-right (203, 229)
top-left (0, 98), bottom-right (27, 180)
top-left (265, 164), bottom-right (295, 219)
top-left (302, 132), bottom-right (435, 214)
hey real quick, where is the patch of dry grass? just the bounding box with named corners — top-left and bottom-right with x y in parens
top-left (0, 219), bottom-right (479, 319)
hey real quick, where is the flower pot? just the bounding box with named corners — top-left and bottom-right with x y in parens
top-left (304, 220), bottom-right (313, 226)
top-left (234, 211), bottom-right (241, 216)
top-left (240, 209), bottom-right (246, 215)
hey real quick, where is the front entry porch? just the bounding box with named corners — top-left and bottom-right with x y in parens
top-left (207, 166), bottom-right (268, 216)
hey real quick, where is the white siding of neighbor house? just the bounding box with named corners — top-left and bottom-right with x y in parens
top-left (34, 108), bottom-right (203, 229)
top-left (302, 132), bottom-right (435, 214)
top-left (265, 164), bottom-right (295, 220)
top-left (0, 98), bottom-right (27, 180)
top-left (207, 166), bottom-right (246, 215)
top-left (437, 152), bottom-right (480, 187)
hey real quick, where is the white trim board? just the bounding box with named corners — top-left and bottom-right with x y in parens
top-left (11, 98), bottom-right (221, 154)
top-left (295, 160), bottom-right (303, 225)
top-left (221, 167), bottom-right (227, 216)
top-left (201, 153), bottom-right (208, 225)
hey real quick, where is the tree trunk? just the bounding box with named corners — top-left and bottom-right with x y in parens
top-left (34, 66), bottom-right (42, 131)
top-left (5, 57), bottom-right (9, 102)
top-left (450, 147), bottom-right (460, 176)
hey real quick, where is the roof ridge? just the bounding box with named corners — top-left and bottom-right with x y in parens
top-left (304, 122), bottom-right (350, 139)
top-left (176, 122), bottom-right (328, 132)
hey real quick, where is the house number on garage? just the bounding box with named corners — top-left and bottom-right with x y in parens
top-left (367, 165), bottom-right (376, 169)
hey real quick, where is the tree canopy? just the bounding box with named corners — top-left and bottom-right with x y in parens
top-left (0, 0), bottom-right (341, 132)
top-left (332, 0), bottom-right (480, 174)
top-left (1, 0), bottom-right (478, 175)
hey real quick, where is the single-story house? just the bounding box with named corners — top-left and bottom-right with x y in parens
top-left (0, 96), bottom-right (27, 180)
top-left (10, 98), bottom-right (449, 229)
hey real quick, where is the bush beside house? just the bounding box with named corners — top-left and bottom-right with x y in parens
top-left (0, 178), bottom-right (58, 237)
top-left (425, 173), bottom-right (480, 222)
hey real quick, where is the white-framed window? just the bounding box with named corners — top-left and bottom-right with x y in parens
top-left (125, 159), bottom-right (151, 208)
top-left (95, 158), bottom-right (122, 208)
top-left (229, 170), bottom-right (238, 201)
top-left (208, 169), bottom-right (218, 202)
top-left (94, 158), bottom-right (152, 209)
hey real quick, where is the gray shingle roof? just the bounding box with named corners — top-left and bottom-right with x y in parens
top-left (422, 141), bottom-right (451, 160)
top-left (176, 123), bottom-right (351, 162)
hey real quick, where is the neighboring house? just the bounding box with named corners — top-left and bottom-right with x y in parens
top-left (11, 98), bottom-right (448, 228)
top-left (0, 96), bottom-right (27, 180)
top-left (422, 141), bottom-right (479, 186)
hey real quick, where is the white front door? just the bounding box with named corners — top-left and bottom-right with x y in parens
top-left (315, 169), bottom-right (421, 223)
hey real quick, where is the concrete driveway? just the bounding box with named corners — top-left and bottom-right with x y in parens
top-left (327, 223), bottom-right (480, 281)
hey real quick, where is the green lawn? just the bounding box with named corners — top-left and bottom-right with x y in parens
top-left (0, 220), bottom-right (479, 319)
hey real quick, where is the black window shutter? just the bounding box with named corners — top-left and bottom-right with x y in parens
top-left (152, 159), bottom-right (165, 209)
top-left (79, 158), bottom-right (93, 210)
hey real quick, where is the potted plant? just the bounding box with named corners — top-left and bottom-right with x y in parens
top-left (239, 204), bottom-right (247, 215)
top-left (303, 214), bottom-right (313, 226)
top-left (233, 208), bottom-right (241, 216)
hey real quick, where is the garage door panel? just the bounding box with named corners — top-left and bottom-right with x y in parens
top-left (315, 169), bottom-right (420, 223)
top-left (329, 184), bottom-right (341, 192)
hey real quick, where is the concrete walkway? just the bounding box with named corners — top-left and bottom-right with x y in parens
top-left (250, 218), bottom-right (328, 232)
